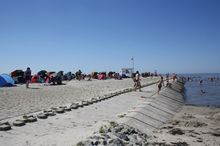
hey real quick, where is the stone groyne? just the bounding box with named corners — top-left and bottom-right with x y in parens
top-left (77, 80), bottom-right (185, 146)
top-left (118, 79), bottom-right (185, 135)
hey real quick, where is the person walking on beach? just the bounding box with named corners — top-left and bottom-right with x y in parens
top-left (24, 67), bottom-right (32, 88)
top-left (172, 73), bottom-right (177, 82)
top-left (134, 71), bottom-right (141, 91)
top-left (157, 77), bottom-right (164, 94)
top-left (160, 76), bottom-right (164, 86)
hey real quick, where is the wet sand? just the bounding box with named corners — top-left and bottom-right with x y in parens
top-left (148, 105), bottom-right (220, 146)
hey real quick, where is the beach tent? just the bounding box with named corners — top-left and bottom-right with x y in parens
top-left (11, 70), bottom-right (24, 77)
top-left (0, 74), bottom-right (15, 87)
top-left (11, 70), bottom-right (25, 84)
top-left (65, 72), bottom-right (73, 81)
top-left (31, 75), bottom-right (38, 83)
top-left (37, 70), bottom-right (47, 78)
top-left (98, 72), bottom-right (106, 80)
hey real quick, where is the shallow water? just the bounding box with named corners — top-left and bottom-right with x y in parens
top-left (182, 73), bottom-right (220, 107)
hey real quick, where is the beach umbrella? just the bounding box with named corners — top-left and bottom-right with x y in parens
top-left (37, 70), bottom-right (47, 77)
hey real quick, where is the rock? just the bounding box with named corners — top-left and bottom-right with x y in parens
top-left (76, 142), bottom-right (84, 146)
top-left (109, 121), bottom-right (118, 128)
top-left (78, 102), bottom-right (84, 108)
top-left (210, 132), bottom-right (220, 137)
top-left (76, 122), bottom-right (149, 146)
top-left (118, 133), bottom-right (129, 141)
top-left (70, 103), bottom-right (79, 109)
top-left (184, 121), bottom-right (207, 128)
top-left (82, 101), bottom-right (89, 106)
top-left (168, 128), bottom-right (185, 135)
top-left (161, 126), bottom-right (174, 129)
top-left (148, 142), bottom-right (169, 146)
top-left (63, 106), bottom-right (71, 111)
top-left (120, 128), bottom-right (129, 135)
top-left (99, 126), bottom-right (107, 134)
top-left (107, 138), bottom-right (113, 144)
top-left (0, 122), bottom-right (11, 131)
top-left (171, 141), bottom-right (189, 146)
top-left (182, 114), bottom-right (195, 120)
top-left (23, 115), bottom-right (37, 123)
top-left (44, 111), bottom-right (56, 116)
top-left (13, 120), bottom-right (26, 127)
top-left (37, 113), bottom-right (48, 119)
top-left (169, 120), bottom-right (180, 126)
top-left (130, 128), bottom-right (138, 134)
top-left (91, 98), bottom-right (98, 103)
top-left (197, 139), bottom-right (203, 143)
top-left (94, 140), bottom-right (99, 145)
top-left (55, 108), bottom-right (65, 114)
top-left (43, 109), bottom-right (52, 112)
top-left (103, 140), bottom-right (107, 145)
top-left (114, 125), bottom-right (124, 133)
top-left (108, 138), bottom-right (124, 146)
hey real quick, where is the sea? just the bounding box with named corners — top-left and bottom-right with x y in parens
top-left (181, 73), bottom-right (220, 107)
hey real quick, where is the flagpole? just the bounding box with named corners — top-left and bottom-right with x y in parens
top-left (131, 57), bottom-right (134, 73)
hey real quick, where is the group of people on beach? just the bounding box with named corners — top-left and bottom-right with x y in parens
top-left (23, 67), bottom-right (64, 88)
top-left (133, 71), bottom-right (176, 94)
top-left (24, 67), bottom-right (176, 95)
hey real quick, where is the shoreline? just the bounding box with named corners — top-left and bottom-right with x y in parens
top-left (184, 103), bottom-right (220, 108)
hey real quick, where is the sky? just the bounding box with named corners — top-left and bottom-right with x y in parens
top-left (0, 0), bottom-right (220, 74)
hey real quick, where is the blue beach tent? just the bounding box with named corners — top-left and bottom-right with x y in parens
top-left (0, 74), bottom-right (15, 87)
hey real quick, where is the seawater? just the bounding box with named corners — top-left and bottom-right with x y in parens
top-left (182, 73), bottom-right (220, 107)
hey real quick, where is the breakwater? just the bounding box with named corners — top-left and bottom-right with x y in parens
top-left (77, 80), bottom-right (185, 146)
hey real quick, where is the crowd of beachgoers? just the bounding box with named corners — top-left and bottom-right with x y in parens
top-left (9, 68), bottom-right (160, 85)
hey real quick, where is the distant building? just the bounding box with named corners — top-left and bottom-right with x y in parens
top-left (121, 68), bottom-right (134, 78)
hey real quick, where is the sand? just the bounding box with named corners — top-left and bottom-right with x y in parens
top-left (0, 77), bottom-right (158, 120)
top-left (148, 105), bottom-right (220, 146)
top-left (0, 78), bottom-right (159, 146)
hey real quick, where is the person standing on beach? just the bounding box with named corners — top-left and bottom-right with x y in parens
top-left (76, 69), bottom-right (82, 81)
top-left (134, 71), bottom-right (141, 91)
top-left (24, 67), bottom-right (32, 88)
top-left (157, 76), bottom-right (164, 94)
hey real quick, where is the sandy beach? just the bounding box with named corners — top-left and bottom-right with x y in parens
top-left (0, 77), bottom-right (158, 121)
top-left (1, 77), bottom-right (220, 146)
top-left (0, 77), bottom-right (160, 146)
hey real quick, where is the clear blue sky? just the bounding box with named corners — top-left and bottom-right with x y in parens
top-left (0, 0), bottom-right (220, 74)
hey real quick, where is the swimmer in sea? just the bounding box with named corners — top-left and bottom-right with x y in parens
top-left (200, 90), bottom-right (206, 95)
top-left (199, 80), bottom-right (203, 85)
